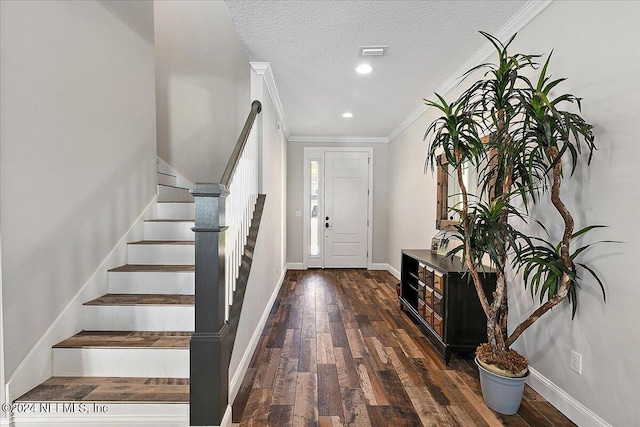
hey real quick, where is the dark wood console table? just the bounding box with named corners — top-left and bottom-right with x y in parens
top-left (399, 249), bottom-right (496, 364)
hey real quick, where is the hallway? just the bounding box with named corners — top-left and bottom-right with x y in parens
top-left (232, 269), bottom-right (574, 426)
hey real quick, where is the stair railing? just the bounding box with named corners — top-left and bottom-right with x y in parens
top-left (189, 100), bottom-right (261, 426)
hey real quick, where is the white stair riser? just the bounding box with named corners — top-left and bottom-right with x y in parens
top-left (84, 305), bottom-right (194, 331)
top-left (10, 403), bottom-right (189, 426)
top-left (53, 348), bottom-right (188, 378)
top-left (157, 203), bottom-right (195, 220)
top-left (157, 173), bottom-right (177, 187)
top-left (158, 185), bottom-right (193, 202)
top-left (144, 222), bottom-right (194, 241)
top-left (108, 271), bottom-right (194, 294)
top-left (127, 244), bottom-right (194, 265)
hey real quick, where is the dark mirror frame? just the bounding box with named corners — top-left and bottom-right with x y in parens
top-left (435, 154), bottom-right (458, 231)
top-left (435, 136), bottom-right (493, 231)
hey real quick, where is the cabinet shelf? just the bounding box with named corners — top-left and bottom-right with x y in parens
top-left (399, 249), bottom-right (496, 364)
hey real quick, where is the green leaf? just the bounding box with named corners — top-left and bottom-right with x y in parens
top-left (577, 263), bottom-right (607, 303)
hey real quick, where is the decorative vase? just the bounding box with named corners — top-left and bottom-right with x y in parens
top-left (475, 357), bottom-right (529, 415)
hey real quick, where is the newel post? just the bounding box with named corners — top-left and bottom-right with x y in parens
top-left (189, 183), bottom-right (229, 426)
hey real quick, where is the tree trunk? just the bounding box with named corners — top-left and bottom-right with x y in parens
top-left (505, 147), bottom-right (574, 347)
top-left (490, 108), bottom-right (512, 354)
top-left (455, 150), bottom-right (491, 319)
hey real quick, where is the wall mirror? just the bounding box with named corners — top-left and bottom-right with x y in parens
top-left (435, 136), bottom-right (492, 231)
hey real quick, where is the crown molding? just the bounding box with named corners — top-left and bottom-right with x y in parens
top-left (387, 0), bottom-right (554, 142)
top-left (288, 135), bottom-right (389, 144)
top-left (250, 62), bottom-right (290, 138)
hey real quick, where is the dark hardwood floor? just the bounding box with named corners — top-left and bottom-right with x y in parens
top-left (233, 269), bottom-right (575, 427)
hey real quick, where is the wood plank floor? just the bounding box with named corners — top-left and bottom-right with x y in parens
top-left (233, 269), bottom-right (575, 427)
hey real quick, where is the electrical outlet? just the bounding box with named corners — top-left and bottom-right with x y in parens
top-left (570, 350), bottom-right (582, 374)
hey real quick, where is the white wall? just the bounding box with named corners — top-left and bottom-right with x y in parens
top-left (506, 2), bottom-right (640, 426)
top-left (387, 1), bottom-right (639, 425)
top-left (0, 0), bottom-right (157, 383)
top-left (229, 68), bottom-right (287, 386)
top-left (287, 141), bottom-right (389, 265)
top-left (155, 0), bottom-right (251, 184)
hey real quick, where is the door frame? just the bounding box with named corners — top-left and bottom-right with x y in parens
top-left (302, 147), bottom-right (373, 269)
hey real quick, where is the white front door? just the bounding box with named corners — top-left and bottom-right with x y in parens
top-left (323, 151), bottom-right (369, 268)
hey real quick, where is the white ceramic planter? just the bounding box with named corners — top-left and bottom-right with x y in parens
top-left (475, 357), bottom-right (529, 415)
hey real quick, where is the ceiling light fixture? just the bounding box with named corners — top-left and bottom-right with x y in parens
top-left (356, 64), bottom-right (373, 74)
top-left (342, 112), bottom-right (353, 118)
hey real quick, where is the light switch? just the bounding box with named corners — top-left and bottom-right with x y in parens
top-left (295, 210), bottom-right (302, 217)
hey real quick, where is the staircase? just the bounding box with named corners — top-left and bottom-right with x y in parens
top-left (11, 161), bottom-right (263, 426)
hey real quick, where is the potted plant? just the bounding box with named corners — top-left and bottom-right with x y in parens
top-left (424, 32), bottom-right (609, 414)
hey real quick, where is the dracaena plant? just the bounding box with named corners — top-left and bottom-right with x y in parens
top-left (425, 32), bottom-right (608, 374)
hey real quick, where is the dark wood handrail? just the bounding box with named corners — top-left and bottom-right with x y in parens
top-left (220, 100), bottom-right (262, 186)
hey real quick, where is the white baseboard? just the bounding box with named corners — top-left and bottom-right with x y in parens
top-left (286, 262), bottom-right (305, 270)
top-left (387, 264), bottom-right (401, 279)
top-left (228, 268), bottom-right (287, 403)
top-left (287, 263), bottom-right (394, 271)
top-left (527, 367), bottom-right (611, 427)
top-left (6, 196), bottom-right (157, 403)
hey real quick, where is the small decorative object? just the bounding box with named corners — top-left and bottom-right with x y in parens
top-left (431, 237), bottom-right (441, 251)
top-left (424, 32), bottom-right (613, 414)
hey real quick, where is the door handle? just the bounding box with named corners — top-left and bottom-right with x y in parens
top-left (325, 222), bottom-right (330, 228)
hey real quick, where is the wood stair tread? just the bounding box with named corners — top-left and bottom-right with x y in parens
top-left (108, 264), bottom-right (194, 273)
top-left (144, 219), bottom-right (194, 222)
top-left (84, 294), bottom-right (194, 306)
top-left (54, 331), bottom-right (191, 349)
top-left (16, 377), bottom-right (189, 403)
top-left (128, 240), bottom-right (194, 245)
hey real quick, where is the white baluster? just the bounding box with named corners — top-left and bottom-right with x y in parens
top-left (221, 124), bottom-right (261, 323)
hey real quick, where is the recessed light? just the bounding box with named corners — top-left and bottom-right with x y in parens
top-left (356, 64), bottom-right (373, 74)
top-left (342, 112), bottom-right (353, 118)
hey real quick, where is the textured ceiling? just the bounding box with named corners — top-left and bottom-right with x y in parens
top-left (224, 0), bottom-right (530, 140)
